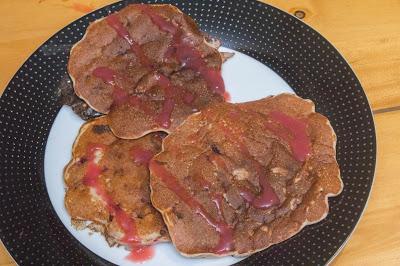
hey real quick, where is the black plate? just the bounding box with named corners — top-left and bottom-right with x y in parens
top-left (0, 0), bottom-right (376, 265)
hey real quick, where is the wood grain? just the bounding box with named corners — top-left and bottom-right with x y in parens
top-left (0, 0), bottom-right (117, 94)
top-left (331, 111), bottom-right (400, 266)
top-left (267, 0), bottom-right (400, 112)
top-left (0, 245), bottom-right (13, 266)
top-left (0, 0), bottom-right (399, 265)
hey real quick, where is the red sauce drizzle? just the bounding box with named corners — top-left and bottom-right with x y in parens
top-left (92, 67), bottom-right (128, 105)
top-left (136, 4), bottom-right (226, 96)
top-left (92, 67), bottom-right (115, 84)
top-left (212, 194), bottom-right (225, 219)
top-left (137, 5), bottom-right (178, 35)
top-left (131, 147), bottom-right (154, 166)
top-left (217, 123), bottom-right (280, 209)
top-left (126, 245), bottom-right (155, 263)
top-left (82, 143), bottom-right (154, 262)
top-left (92, 66), bottom-right (155, 117)
top-left (237, 186), bottom-right (255, 202)
top-left (150, 160), bottom-right (233, 254)
top-left (154, 74), bottom-right (197, 127)
top-left (95, 9), bottom-right (220, 128)
top-left (157, 98), bottom-right (175, 128)
top-left (175, 45), bottom-right (225, 95)
top-left (265, 111), bottom-right (311, 162)
top-left (196, 172), bottom-right (227, 222)
top-left (102, 12), bottom-right (197, 128)
top-left (106, 14), bottom-right (151, 67)
top-left (154, 74), bottom-right (176, 128)
top-left (251, 163), bottom-right (280, 208)
top-left (223, 91), bottom-right (231, 102)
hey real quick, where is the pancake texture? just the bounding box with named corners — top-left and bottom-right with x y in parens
top-left (150, 93), bottom-right (343, 256)
top-left (68, 4), bottom-right (225, 139)
top-left (64, 116), bottom-right (169, 247)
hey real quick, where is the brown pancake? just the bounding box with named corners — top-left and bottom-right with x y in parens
top-left (149, 93), bottom-right (343, 257)
top-left (64, 116), bottom-right (169, 247)
top-left (68, 4), bottom-right (226, 139)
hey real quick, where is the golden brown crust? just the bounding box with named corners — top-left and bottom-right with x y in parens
top-left (150, 93), bottom-right (342, 257)
top-left (68, 4), bottom-right (224, 139)
top-left (64, 116), bottom-right (169, 246)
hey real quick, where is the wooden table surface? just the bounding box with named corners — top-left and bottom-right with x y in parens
top-left (0, 1), bottom-right (399, 265)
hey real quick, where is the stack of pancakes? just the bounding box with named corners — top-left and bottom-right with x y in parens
top-left (64, 4), bottom-right (342, 258)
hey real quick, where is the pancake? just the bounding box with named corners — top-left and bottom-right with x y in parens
top-left (149, 93), bottom-right (343, 257)
top-left (68, 4), bottom-right (226, 139)
top-left (64, 116), bottom-right (169, 247)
